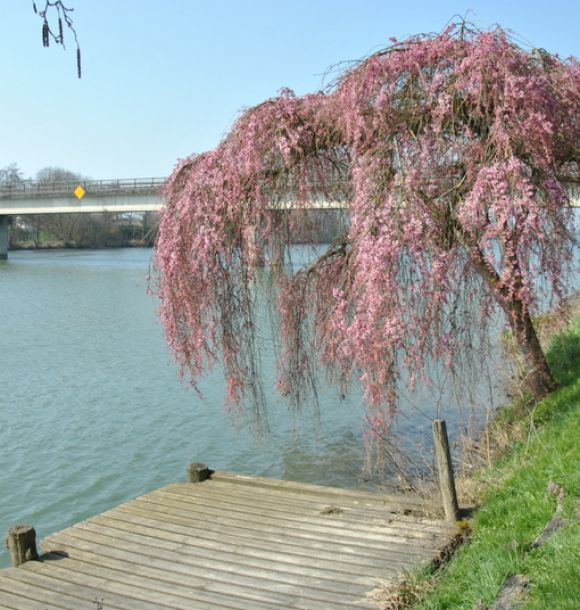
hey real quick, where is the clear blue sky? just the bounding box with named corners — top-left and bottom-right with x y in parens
top-left (1, 1), bottom-right (578, 180)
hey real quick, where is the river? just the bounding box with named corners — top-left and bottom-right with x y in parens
top-left (0, 245), bottom-right (539, 566)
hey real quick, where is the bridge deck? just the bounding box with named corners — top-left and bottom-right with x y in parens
top-left (0, 472), bottom-right (455, 609)
top-left (1, 176), bottom-right (578, 215)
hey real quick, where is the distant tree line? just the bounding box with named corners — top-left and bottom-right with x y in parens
top-left (1, 164), bottom-right (159, 249)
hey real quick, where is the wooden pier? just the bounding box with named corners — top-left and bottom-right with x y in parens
top-left (0, 470), bottom-right (457, 609)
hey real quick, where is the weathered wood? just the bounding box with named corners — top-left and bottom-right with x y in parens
top-left (43, 527), bottom-right (374, 598)
top-left (104, 506), bottom-right (434, 564)
top-left (186, 462), bottom-right (211, 483)
top-left (73, 519), bottom-right (389, 583)
top-left (1, 567), bottom-right (159, 610)
top-left (0, 471), bottom-right (456, 609)
top-left (87, 512), bottom-right (433, 571)
top-left (122, 497), bottom-right (440, 552)
top-left (162, 481), bottom-right (443, 523)
top-left (153, 485), bottom-right (452, 540)
top-left (211, 471), bottom-right (430, 512)
top-left (169, 480), bottom-right (446, 524)
top-left (0, 572), bottom-right (102, 610)
top-left (115, 503), bottom-right (442, 571)
top-left (432, 419), bottom-right (460, 522)
top-left (33, 550), bottom-right (358, 610)
top-left (0, 588), bottom-right (66, 610)
top-left (40, 536), bottom-right (372, 609)
top-left (146, 489), bottom-right (446, 541)
top-left (6, 525), bottom-right (38, 567)
top-left (23, 557), bottom-right (288, 610)
top-left (130, 498), bottom-right (448, 550)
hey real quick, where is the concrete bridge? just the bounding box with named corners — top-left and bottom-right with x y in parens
top-left (0, 177), bottom-right (347, 258)
top-left (0, 177), bottom-right (166, 216)
top-left (1, 176), bottom-right (578, 259)
top-left (0, 177), bottom-right (165, 258)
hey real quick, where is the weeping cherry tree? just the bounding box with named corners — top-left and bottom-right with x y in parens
top-left (155, 24), bottom-right (579, 444)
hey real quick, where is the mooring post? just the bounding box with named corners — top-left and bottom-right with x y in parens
top-left (432, 419), bottom-right (459, 522)
top-left (187, 463), bottom-right (211, 483)
top-left (6, 525), bottom-right (38, 567)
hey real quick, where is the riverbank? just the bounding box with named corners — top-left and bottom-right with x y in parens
top-left (381, 312), bottom-right (580, 609)
top-left (8, 211), bottom-right (159, 251)
top-left (8, 240), bottom-right (154, 251)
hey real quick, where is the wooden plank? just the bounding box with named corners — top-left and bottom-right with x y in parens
top-left (45, 527), bottom-right (382, 596)
top-left (113, 502), bottom-right (411, 562)
top-left (153, 485), bottom-right (453, 541)
top-left (84, 513), bottom-right (415, 575)
top-left (1, 567), bottom-right (167, 610)
top-left (123, 495), bottom-right (447, 550)
top-left (171, 480), bottom-right (442, 522)
top-left (0, 587), bottom-right (71, 610)
top-left (92, 508), bottom-right (433, 572)
top-left (133, 491), bottom-right (443, 544)
top-left (71, 519), bottom-right (393, 583)
top-left (41, 534), bottom-right (377, 608)
top-left (159, 483), bottom-right (429, 525)
top-left (209, 472), bottom-right (431, 511)
top-left (24, 557), bottom-right (287, 610)
top-left (152, 485), bottom-right (452, 537)
top-left (114, 502), bottom-right (445, 560)
top-left (35, 549), bottom-right (378, 610)
top-left (21, 560), bottom-right (275, 610)
top-left (0, 473), bottom-right (456, 610)
top-left (0, 571), bottom-right (119, 610)
top-left (165, 481), bottom-right (448, 527)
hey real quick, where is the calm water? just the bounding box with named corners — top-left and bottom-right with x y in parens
top-left (0, 247), bottom-right (515, 566)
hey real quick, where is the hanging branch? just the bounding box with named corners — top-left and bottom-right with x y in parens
top-left (155, 22), bottom-right (579, 444)
top-left (33, 1), bottom-right (82, 78)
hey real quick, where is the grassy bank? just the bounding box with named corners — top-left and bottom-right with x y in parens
top-left (398, 315), bottom-right (580, 609)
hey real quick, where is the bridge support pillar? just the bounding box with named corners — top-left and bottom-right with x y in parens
top-left (0, 215), bottom-right (9, 260)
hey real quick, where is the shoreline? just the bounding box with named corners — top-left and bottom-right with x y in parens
top-left (379, 303), bottom-right (580, 608)
top-left (8, 241), bottom-right (154, 252)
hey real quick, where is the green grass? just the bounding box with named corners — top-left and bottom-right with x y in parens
top-left (412, 317), bottom-right (580, 610)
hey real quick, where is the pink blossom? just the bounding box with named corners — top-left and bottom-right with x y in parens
top-left (154, 23), bottom-right (579, 438)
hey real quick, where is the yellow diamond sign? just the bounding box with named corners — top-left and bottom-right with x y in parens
top-left (74, 185), bottom-right (86, 200)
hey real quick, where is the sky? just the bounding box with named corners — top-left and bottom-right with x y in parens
top-left (1, 1), bottom-right (578, 180)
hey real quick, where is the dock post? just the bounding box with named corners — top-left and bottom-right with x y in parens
top-left (6, 525), bottom-right (38, 566)
top-left (187, 463), bottom-right (211, 483)
top-left (432, 419), bottom-right (459, 522)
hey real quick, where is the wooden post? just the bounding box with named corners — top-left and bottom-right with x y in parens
top-left (187, 463), bottom-right (211, 483)
top-left (6, 525), bottom-right (38, 567)
top-left (432, 419), bottom-right (459, 522)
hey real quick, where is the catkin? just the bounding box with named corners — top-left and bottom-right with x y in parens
top-left (42, 21), bottom-right (49, 47)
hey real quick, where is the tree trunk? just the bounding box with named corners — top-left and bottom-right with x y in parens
top-left (466, 243), bottom-right (557, 401)
top-left (502, 296), bottom-right (557, 401)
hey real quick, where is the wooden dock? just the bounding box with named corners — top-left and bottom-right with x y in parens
top-left (0, 470), bottom-right (456, 610)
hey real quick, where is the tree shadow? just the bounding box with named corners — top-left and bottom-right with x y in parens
top-left (547, 329), bottom-right (580, 388)
top-left (528, 328), bottom-right (580, 427)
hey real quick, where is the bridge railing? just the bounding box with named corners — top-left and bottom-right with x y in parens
top-left (1, 175), bottom-right (578, 206)
top-left (0, 177), bottom-right (167, 199)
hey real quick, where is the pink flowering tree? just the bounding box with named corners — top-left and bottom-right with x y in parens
top-left (155, 24), bottom-right (579, 439)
